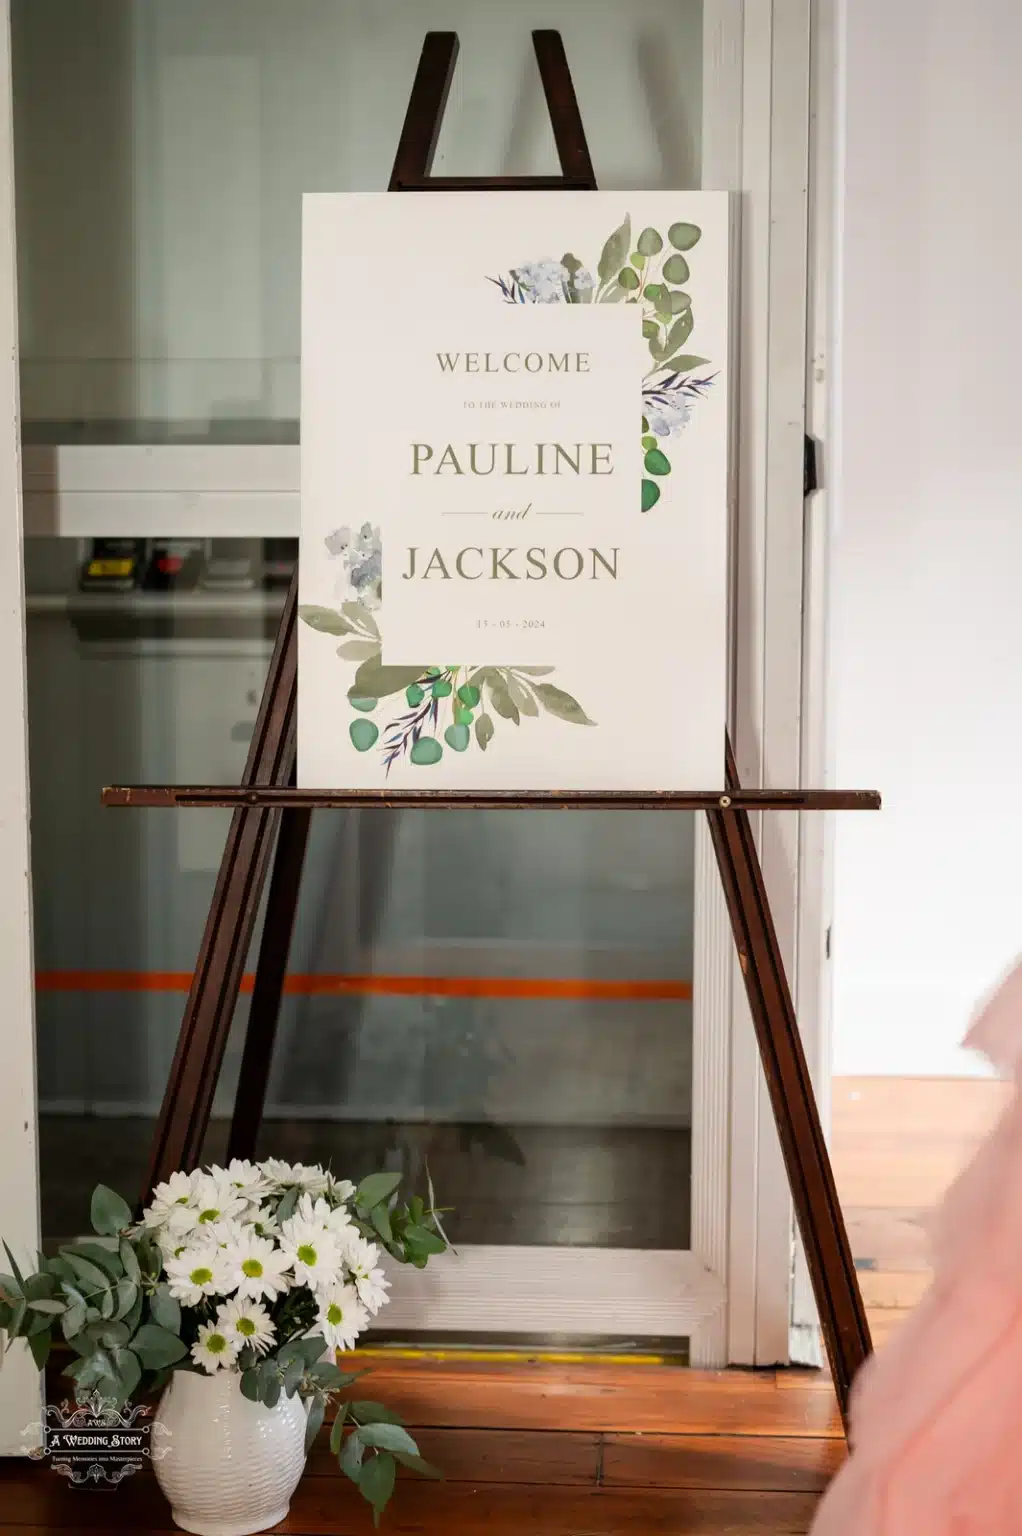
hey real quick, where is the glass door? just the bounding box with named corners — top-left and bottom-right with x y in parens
top-left (10, 0), bottom-right (814, 1364)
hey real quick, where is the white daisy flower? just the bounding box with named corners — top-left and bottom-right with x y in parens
top-left (342, 1233), bottom-right (391, 1315)
top-left (219, 1158), bottom-right (273, 1201)
top-left (190, 1172), bottom-right (249, 1230)
top-left (316, 1281), bottom-right (368, 1352)
top-left (260, 1159), bottom-right (330, 1196)
top-left (222, 1233), bottom-right (293, 1303)
top-left (248, 1206), bottom-right (281, 1242)
top-left (325, 1174), bottom-right (355, 1205)
top-left (279, 1212), bottom-right (342, 1290)
top-left (216, 1296), bottom-right (276, 1358)
top-left (142, 1170), bottom-right (196, 1229)
top-left (165, 1243), bottom-right (231, 1306)
top-left (191, 1321), bottom-right (239, 1374)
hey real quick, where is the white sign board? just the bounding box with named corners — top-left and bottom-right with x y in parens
top-left (298, 192), bottom-right (729, 790)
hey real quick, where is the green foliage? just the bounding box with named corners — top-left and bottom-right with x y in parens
top-left (668, 221), bottom-right (702, 250)
top-left (641, 479), bottom-right (661, 512)
top-left (350, 718), bottom-right (380, 752)
top-left (409, 736), bottom-right (442, 766)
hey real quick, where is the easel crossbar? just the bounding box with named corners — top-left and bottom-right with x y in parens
top-left (103, 786), bottom-right (881, 812)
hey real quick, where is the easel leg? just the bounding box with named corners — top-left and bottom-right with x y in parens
top-left (226, 807), bottom-right (312, 1162)
top-left (706, 745), bottom-right (872, 1422)
top-left (139, 583), bottom-right (299, 1206)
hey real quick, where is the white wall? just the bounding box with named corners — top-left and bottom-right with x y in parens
top-left (830, 0), bottom-right (1022, 1077)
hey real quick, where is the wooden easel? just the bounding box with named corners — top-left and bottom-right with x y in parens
top-left (103, 31), bottom-right (876, 1423)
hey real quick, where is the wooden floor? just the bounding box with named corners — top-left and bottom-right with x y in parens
top-left (1, 1074), bottom-right (1006, 1533)
top-left (0, 1356), bottom-right (843, 1534)
top-left (832, 1074), bottom-right (1009, 1344)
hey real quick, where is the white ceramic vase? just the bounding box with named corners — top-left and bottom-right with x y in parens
top-left (153, 1368), bottom-right (308, 1536)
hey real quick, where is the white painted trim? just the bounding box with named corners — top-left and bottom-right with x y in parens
top-left (721, 0), bottom-right (814, 1367)
top-left (0, 0), bottom-right (42, 1454)
top-left (379, 1244), bottom-right (725, 1340)
top-left (788, 0), bottom-right (840, 1368)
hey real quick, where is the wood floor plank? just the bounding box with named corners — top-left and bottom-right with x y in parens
top-left (334, 1363), bottom-right (841, 1437)
top-left (602, 1433), bottom-right (844, 1492)
top-left (308, 1427), bottom-right (599, 1485)
top-left (0, 1465), bottom-right (821, 1534)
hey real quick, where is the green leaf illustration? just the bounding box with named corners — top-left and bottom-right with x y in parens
top-left (617, 265), bottom-right (640, 291)
top-left (410, 737), bottom-right (443, 766)
top-left (644, 448), bottom-right (671, 476)
top-left (350, 659), bottom-right (427, 702)
top-left (349, 719), bottom-right (379, 752)
top-left (487, 675), bottom-right (520, 724)
top-left (457, 684), bottom-right (480, 707)
top-left (664, 313), bottom-right (694, 357)
top-left (342, 600), bottom-right (380, 639)
top-left (663, 253), bottom-right (691, 284)
top-left (506, 675), bottom-right (538, 717)
top-left (474, 713), bottom-right (494, 752)
top-left (533, 683), bottom-right (595, 726)
top-left (597, 215), bottom-right (631, 283)
top-left (668, 221), bottom-right (702, 250)
top-left (431, 678), bottom-right (453, 698)
top-left (642, 434), bottom-right (657, 452)
top-left (641, 479), bottom-right (661, 512)
top-left (349, 697), bottom-right (377, 713)
top-left (338, 640), bottom-right (379, 662)
top-left (637, 226), bottom-right (663, 256)
top-left (444, 724), bottom-right (470, 752)
top-left (661, 353), bottom-right (709, 376)
top-left (654, 288), bottom-right (674, 319)
top-left (298, 605), bottom-right (355, 636)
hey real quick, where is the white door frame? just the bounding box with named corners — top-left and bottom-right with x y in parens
top-left (1, 0), bottom-right (821, 1434)
top-left (0, 0), bottom-right (42, 1454)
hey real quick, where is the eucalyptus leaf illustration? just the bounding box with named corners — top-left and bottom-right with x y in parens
top-left (597, 214), bottom-right (632, 283)
top-left (505, 674), bottom-right (538, 716)
top-left (342, 600), bottom-right (380, 638)
top-left (444, 724), bottom-right (471, 752)
top-left (662, 253), bottom-right (691, 284)
top-left (337, 639), bottom-right (379, 662)
top-left (299, 605), bottom-right (356, 636)
top-left (349, 719), bottom-right (379, 752)
top-left (349, 657), bottom-right (427, 701)
top-left (409, 737), bottom-right (443, 766)
top-left (668, 221), bottom-right (702, 250)
top-left (533, 683), bottom-right (596, 726)
top-left (474, 713), bottom-right (495, 751)
top-left (487, 674), bottom-right (520, 724)
top-left (642, 479), bottom-right (661, 512)
top-left (663, 354), bottom-right (709, 376)
top-left (637, 226), bottom-right (663, 256)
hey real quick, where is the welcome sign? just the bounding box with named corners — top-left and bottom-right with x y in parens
top-left (298, 192), bottom-right (729, 790)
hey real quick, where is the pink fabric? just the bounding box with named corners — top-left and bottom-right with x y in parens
top-left (811, 955), bottom-right (1022, 1535)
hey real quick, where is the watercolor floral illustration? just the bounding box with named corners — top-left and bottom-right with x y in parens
top-left (300, 213), bottom-right (713, 769)
top-left (489, 213), bottom-right (716, 511)
top-left (300, 524), bottom-right (594, 772)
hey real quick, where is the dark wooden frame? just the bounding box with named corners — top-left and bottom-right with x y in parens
top-left (102, 30), bottom-right (874, 1422)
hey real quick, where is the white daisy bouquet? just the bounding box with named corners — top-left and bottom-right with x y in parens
top-left (0, 1159), bottom-right (449, 1521)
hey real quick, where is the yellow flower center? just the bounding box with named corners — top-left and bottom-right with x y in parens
top-left (190, 1266), bottom-right (213, 1286)
top-left (326, 1303), bottom-right (343, 1326)
top-left (241, 1258), bottom-right (264, 1278)
top-left (297, 1243), bottom-right (318, 1267)
top-left (237, 1317), bottom-right (256, 1337)
top-left (207, 1332), bottom-right (228, 1355)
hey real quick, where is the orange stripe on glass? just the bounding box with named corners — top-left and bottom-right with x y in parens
top-left (35, 970), bottom-right (692, 1002)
